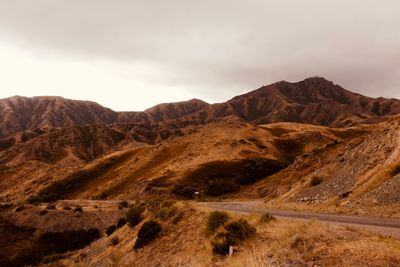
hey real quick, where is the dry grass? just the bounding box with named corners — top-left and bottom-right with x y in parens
top-left (225, 218), bottom-right (400, 267)
top-left (48, 207), bottom-right (400, 267)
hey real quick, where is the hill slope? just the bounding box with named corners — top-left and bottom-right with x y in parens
top-left (182, 77), bottom-right (400, 127)
top-left (0, 96), bottom-right (209, 139)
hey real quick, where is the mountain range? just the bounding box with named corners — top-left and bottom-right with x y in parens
top-left (1, 77), bottom-right (400, 141)
top-left (1, 77), bottom-right (400, 206)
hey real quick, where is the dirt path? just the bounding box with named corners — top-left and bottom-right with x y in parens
top-left (199, 201), bottom-right (400, 238)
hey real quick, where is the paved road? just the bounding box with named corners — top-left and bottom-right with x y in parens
top-left (200, 201), bottom-right (400, 237)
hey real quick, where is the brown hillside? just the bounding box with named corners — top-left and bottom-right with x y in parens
top-left (181, 77), bottom-right (400, 127)
top-left (0, 96), bottom-right (209, 139)
top-left (0, 117), bottom-right (354, 203)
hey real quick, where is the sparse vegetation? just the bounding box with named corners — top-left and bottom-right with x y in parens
top-left (133, 220), bottom-right (162, 249)
top-left (207, 211), bottom-right (229, 233)
top-left (74, 206), bottom-right (83, 212)
top-left (118, 200), bottom-right (129, 209)
top-left (259, 213), bottom-right (276, 224)
top-left (39, 210), bottom-right (48, 216)
top-left (46, 203), bottom-right (56, 210)
top-left (117, 218), bottom-right (127, 228)
top-left (171, 184), bottom-right (198, 199)
top-left (391, 164), bottom-right (400, 176)
top-left (15, 206), bottom-right (24, 212)
top-left (172, 211), bottom-right (184, 224)
top-left (126, 205), bottom-right (145, 227)
top-left (205, 180), bottom-right (239, 197)
top-left (110, 236), bottom-right (120, 246)
top-left (310, 176), bottom-right (323, 187)
top-left (339, 191), bottom-right (351, 198)
top-left (106, 225), bottom-right (117, 236)
top-left (39, 228), bottom-right (100, 254)
top-left (156, 205), bottom-right (177, 220)
top-left (0, 203), bottom-right (13, 210)
top-left (211, 218), bottom-right (256, 255)
top-left (41, 253), bottom-right (65, 264)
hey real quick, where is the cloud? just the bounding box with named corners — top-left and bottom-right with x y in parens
top-left (0, 0), bottom-right (399, 110)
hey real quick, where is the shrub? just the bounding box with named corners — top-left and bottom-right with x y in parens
top-left (205, 180), bottom-right (240, 197)
top-left (172, 211), bottom-right (184, 224)
top-left (171, 184), bottom-right (198, 199)
top-left (39, 228), bottom-right (100, 254)
top-left (0, 203), bottom-right (13, 210)
top-left (46, 203), bottom-right (56, 210)
top-left (74, 206), bottom-right (83, 213)
top-left (126, 205), bottom-right (145, 227)
top-left (225, 219), bottom-right (256, 243)
top-left (110, 236), bottom-right (120, 246)
top-left (15, 206), bottom-right (25, 212)
top-left (106, 225), bottom-right (117, 236)
top-left (156, 206), bottom-right (177, 221)
top-left (211, 219), bottom-right (256, 255)
top-left (116, 218), bottom-right (127, 228)
top-left (391, 165), bottom-right (400, 176)
top-left (118, 201), bottom-right (129, 209)
top-left (28, 195), bottom-right (43, 204)
top-left (207, 211), bottom-right (229, 233)
top-left (339, 191), bottom-right (351, 198)
top-left (39, 210), bottom-right (48, 216)
top-left (41, 253), bottom-right (65, 264)
top-left (133, 221), bottom-right (162, 249)
top-left (259, 213), bottom-right (276, 224)
top-left (310, 177), bottom-right (323, 187)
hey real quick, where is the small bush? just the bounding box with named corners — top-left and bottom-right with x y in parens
top-left (156, 206), bottom-right (177, 221)
top-left (391, 165), bottom-right (400, 176)
top-left (39, 210), bottom-right (48, 216)
top-left (39, 228), bottom-right (101, 254)
top-left (74, 206), bottom-right (83, 213)
top-left (171, 184), bottom-right (198, 199)
top-left (126, 205), bottom-right (145, 227)
top-left (46, 203), bottom-right (56, 210)
top-left (133, 220), bottom-right (162, 249)
top-left (116, 218), bottom-right (127, 228)
top-left (211, 219), bottom-right (256, 255)
top-left (259, 213), bottom-right (276, 224)
top-left (118, 201), bottom-right (129, 209)
top-left (41, 253), bottom-right (65, 264)
top-left (110, 236), bottom-right (120, 246)
top-left (225, 219), bottom-right (256, 243)
top-left (207, 211), bottom-right (229, 233)
top-left (15, 206), bottom-right (25, 212)
top-left (0, 203), bottom-right (13, 210)
top-left (106, 225), bottom-right (117, 236)
top-left (310, 177), bottom-right (323, 187)
top-left (172, 211), bottom-right (184, 224)
top-left (28, 195), bottom-right (44, 204)
top-left (339, 191), bottom-right (351, 198)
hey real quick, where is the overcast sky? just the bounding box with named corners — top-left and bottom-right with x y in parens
top-left (0, 1), bottom-right (399, 111)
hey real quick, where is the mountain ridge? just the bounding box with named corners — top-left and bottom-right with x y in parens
top-left (1, 77), bottom-right (400, 140)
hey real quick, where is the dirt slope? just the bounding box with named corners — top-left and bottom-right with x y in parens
top-left (0, 117), bottom-right (349, 203)
top-left (249, 115), bottom-right (400, 215)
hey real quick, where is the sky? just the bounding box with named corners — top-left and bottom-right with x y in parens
top-left (0, 1), bottom-right (399, 111)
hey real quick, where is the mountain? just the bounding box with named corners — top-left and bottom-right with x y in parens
top-left (0, 96), bottom-right (209, 139)
top-left (2, 78), bottom-right (400, 140)
top-left (180, 77), bottom-right (400, 127)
